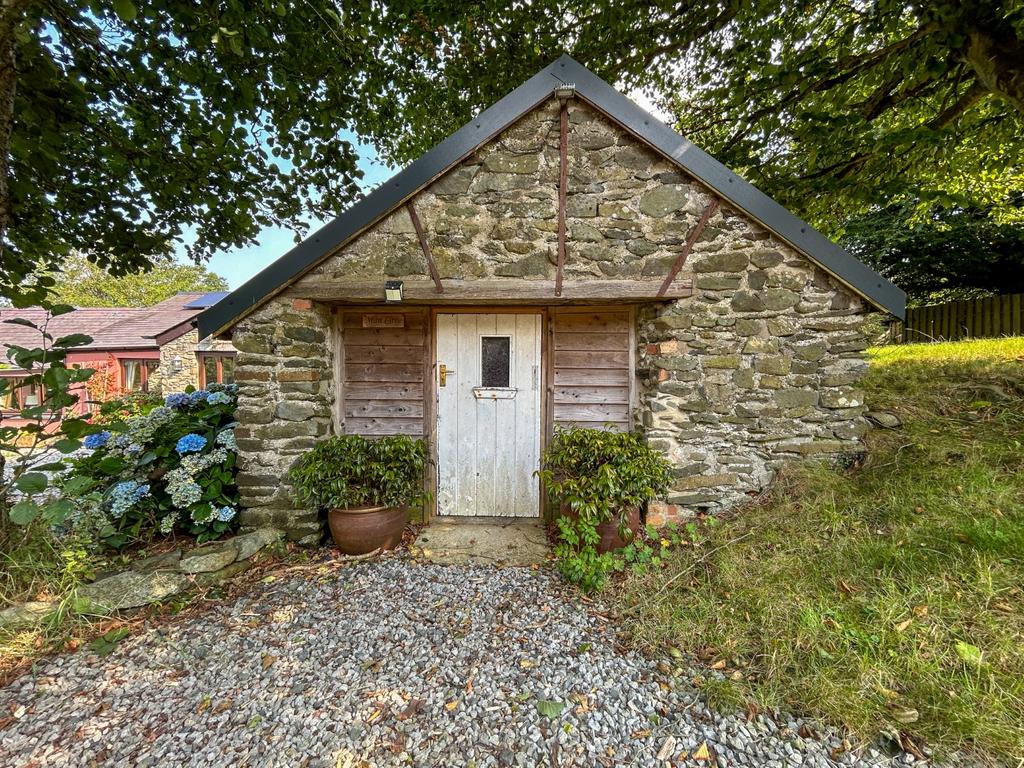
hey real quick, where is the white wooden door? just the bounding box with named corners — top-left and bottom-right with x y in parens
top-left (436, 313), bottom-right (542, 517)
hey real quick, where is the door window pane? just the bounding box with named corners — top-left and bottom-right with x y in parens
top-left (221, 356), bottom-right (235, 384)
top-left (480, 336), bottom-right (511, 387)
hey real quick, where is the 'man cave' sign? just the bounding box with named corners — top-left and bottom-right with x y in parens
top-left (361, 314), bottom-right (405, 329)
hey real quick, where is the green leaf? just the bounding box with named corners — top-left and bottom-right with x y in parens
top-left (9, 500), bottom-right (40, 525)
top-left (536, 699), bottom-right (565, 719)
top-left (15, 472), bottom-right (49, 494)
top-left (53, 333), bottom-right (93, 349)
top-left (955, 641), bottom-right (984, 668)
top-left (43, 499), bottom-right (75, 525)
top-left (54, 438), bottom-right (81, 454)
top-left (97, 456), bottom-right (126, 474)
top-left (62, 475), bottom-right (96, 495)
top-left (112, 0), bottom-right (137, 22)
top-left (89, 627), bottom-right (132, 655)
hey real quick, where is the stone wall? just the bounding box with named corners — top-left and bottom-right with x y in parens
top-left (296, 101), bottom-right (728, 287)
top-left (231, 297), bottom-right (335, 544)
top-left (235, 98), bottom-right (873, 540)
top-left (637, 229), bottom-right (870, 524)
top-left (151, 329), bottom-right (200, 395)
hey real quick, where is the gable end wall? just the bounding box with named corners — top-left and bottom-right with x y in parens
top-left (231, 100), bottom-right (872, 539)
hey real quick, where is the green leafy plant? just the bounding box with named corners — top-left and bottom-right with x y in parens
top-left (95, 391), bottom-right (162, 423)
top-left (0, 306), bottom-right (98, 532)
top-left (537, 427), bottom-right (672, 592)
top-left (289, 434), bottom-right (429, 512)
top-left (56, 385), bottom-right (241, 548)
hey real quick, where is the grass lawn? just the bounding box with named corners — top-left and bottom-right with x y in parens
top-left (614, 337), bottom-right (1024, 763)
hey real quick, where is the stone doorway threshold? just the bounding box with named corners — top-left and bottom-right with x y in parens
top-left (413, 517), bottom-right (550, 566)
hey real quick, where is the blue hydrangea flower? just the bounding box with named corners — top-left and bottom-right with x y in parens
top-left (83, 431), bottom-right (111, 449)
top-left (169, 480), bottom-right (203, 508)
top-left (215, 429), bottom-right (237, 451)
top-left (187, 390), bottom-right (208, 406)
top-left (175, 433), bottom-right (207, 455)
top-left (214, 505), bottom-right (237, 522)
top-left (108, 480), bottom-right (150, 518)
top-left (205, 391), bottom-right (231, 406)
top-left (164, 393), bottom-right (189, 409)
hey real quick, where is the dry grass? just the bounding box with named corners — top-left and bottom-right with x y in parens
top-left (614, 337), bottom-right (1024, 763)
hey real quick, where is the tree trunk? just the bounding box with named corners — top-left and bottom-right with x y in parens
top-left (0, 0), bottom-right (25, 257)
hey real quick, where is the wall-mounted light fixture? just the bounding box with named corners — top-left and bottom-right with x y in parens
top-left (171, 357), bottom-right (183, 373)
top-left (384, 280), bottom-right (404, 303)
top-left (554, 83), bottom-right (576, 100)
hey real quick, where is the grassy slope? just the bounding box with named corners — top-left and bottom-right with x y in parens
top-left (615, 337), bottom-right (1024, 762)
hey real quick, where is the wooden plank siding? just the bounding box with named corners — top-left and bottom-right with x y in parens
top-left (550, 308), bottom-right (634, 431)
top-left (338, 308), bottom-right (428, 437)
top-left (896, 293), bottom-right (1024, 343)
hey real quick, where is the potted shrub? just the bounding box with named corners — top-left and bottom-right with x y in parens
top-left (537, 427), bottom-right (672, 590)
top-left (289, 434), bottom-right (429, 554)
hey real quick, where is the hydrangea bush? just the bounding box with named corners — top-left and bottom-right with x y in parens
top-left (61, 384), bottom-right (241, 548)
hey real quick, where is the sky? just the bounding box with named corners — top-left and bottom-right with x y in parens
top-left (183, 131), bottom-right (394, 290)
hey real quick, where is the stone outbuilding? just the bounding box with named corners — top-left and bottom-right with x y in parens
top-left (198, 56), bottom-right (905, 544)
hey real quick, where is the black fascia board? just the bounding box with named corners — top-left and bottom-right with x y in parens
top-left (199, 54), bottom-right (904, 338)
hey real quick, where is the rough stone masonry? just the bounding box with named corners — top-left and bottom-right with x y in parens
top-left (230, 99), bottom-right (871, 541)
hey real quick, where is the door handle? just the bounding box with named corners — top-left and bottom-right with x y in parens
top-left (439, 363), bottom-right (456, 387)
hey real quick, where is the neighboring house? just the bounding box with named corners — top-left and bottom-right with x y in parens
top-left (0, 292), bottom-right (236, 424)
top-left (198, 56), bottom-right (907, 544)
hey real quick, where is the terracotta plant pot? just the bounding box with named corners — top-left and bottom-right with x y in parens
top-left (560, 503), bottom-right (642, 554)
top-left (327, 504), bottom-right (408, 555)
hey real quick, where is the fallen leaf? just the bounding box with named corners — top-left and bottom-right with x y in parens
top-left (838, 580), bottom-right (858, 596)
top-left (397, 698), bottom-right (424, 721)
top-left (693, 741), bottom-right (711, 761)
top-left (899, 730), bottom-right (927, 760)
top-left (536, 699), bottom-right (565, 719)
top-left (519, 659), bottom-right (536, 669)
top-left (444, 700), bottom-right (459, 711)
top-left (913, 605), bottom-right (929, 618)
top-left (656, 736), bottom-right (676, 761)
top-left (955, 641), bottom-right (983, 668)
top-left (197, 696), bottom-right (211, 714)
top-left (261, 654), bottom-right (277, 671)
top-left (889, 707), bottom-right (919, 724)
top-left (214, 698), bottom-right (233, 713)
top-left (710, 659), bottom-right (727, 670)
top-left (895, 618), bottom-right (913, 632)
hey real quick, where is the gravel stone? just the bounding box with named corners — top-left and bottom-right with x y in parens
top-left (0, 561), bottom-right (976, 767)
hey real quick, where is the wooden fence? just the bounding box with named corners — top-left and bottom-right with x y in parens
top-left (894, 293), bottom-right (1024, 343)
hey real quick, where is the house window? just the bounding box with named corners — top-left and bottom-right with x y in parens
top-left (480, 336), bottom-right (511, 388)
top-left (199, 353), bottom-right (236, 387)
top-left (121, 360), bottom-right (159, 392)
top-left (0, 378), bottom-right (42, 410)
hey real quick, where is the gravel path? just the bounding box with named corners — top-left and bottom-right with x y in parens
top-left (1, 560), bottom-right (930, 767)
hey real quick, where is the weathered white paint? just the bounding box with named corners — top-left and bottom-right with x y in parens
top-left (436, 313), bottom-right (542, 517)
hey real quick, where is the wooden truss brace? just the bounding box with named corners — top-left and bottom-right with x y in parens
top-left (405, 200), bottom-right (444, 293)
top-left (554, 98), bottom-right (569, 297)
top-left (657, 198), bottom-right (720, 297)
